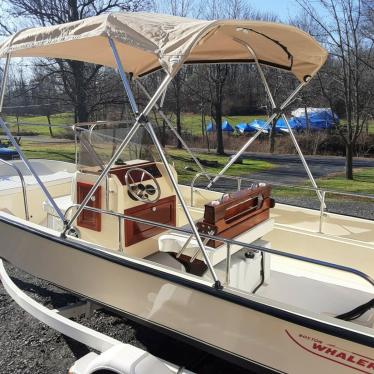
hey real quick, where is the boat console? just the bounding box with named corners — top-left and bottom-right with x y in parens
top-left (72, 159), bottom-right (177, 257)
top-left (71, 158), bottom-right (276, 276)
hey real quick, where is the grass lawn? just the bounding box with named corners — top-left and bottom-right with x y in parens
top-left (3, 112), bottom-right (74, 137)
top-left (273, 168), bottom-right (374, 200)
top-left (166, 148), bottom-right (274, 184)
top-left (368, 120), bottom-right (374, 135)
top-left (21, 141), bottom-right (76, 163)
top-left (316, 168), bottom-right (374, 195)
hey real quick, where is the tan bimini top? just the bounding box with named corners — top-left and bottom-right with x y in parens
top-left (0, 12), bottom-right (328, 82)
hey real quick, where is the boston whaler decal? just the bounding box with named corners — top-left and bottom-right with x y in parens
top-left (286, 330), bottom-right (374, 373)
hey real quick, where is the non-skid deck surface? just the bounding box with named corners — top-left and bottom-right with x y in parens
top-left (257, 255), bottom-right (374, 327)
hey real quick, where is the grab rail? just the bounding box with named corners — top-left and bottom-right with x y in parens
top-left (0, 158), bottom-right (29, 220)
top-left (63, 204), bottom-right (374, 290)
top-left (190, 172), bottom-right (374, 233)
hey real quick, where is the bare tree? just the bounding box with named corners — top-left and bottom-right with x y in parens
top-left (197, 0), bottom-right (254, 155)
top-left (297, 0), bottom-right (374, 179)
top-left (152, 0), bottom-right (196, 148)
top-left (1, 0), bottom-right (149, 122)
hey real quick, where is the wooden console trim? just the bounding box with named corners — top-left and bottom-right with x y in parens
top-left (109, 162), bottom-right (162, 185)
top-left (124, 195), bottom-right (176, 247)
top-left (77, 182), bottom-right (102, 232)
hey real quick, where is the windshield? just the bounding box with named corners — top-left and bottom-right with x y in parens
top-left (76, 121), bottom-right (162, 172)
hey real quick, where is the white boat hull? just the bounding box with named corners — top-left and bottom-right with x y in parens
top-left (0, 213), bottom-right (373, 374)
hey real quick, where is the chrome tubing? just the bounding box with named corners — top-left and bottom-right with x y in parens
top-left (281, 113), bottom-right (324, 205)
top-left (319, 191), bottom-right (326, 233)
top-left (206, 75), bottom-right (306, 189)
top-left (0, 54), bottom-right (11, 113)
top-left (145, 122), bottom-right (220, 286)
top-left (0, 158), bottom-right (29, 220)
top-left (135, 79), bottom-right (208, 177)
top-left (239, 39), bottom-right (324, 203)
top-left (206, 112), bottom-right (278, 189)
top-left (0, 118), bottom-right (65, 222)
top-left (226, 244), bottom-right (231, 285)
top-left (63, 203), bottom-right (374, 290)
top-left (65, 73), bottom-right (174, 233)
top-left (190, 171), bottom-right (374, 207)
top-left (108, 38), bottom-right (139, 115)
top-left (234, 39), bottom-right (277, 109)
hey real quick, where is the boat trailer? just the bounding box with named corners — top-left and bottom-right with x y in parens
top-left (0, 259), bottom-right (193, 374)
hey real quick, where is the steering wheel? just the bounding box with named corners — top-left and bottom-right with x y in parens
top-left (125, 167), bottom-right (161, 203)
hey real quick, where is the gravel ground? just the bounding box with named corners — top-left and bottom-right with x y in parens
top-left (0, 263), bottom-right (251, 374)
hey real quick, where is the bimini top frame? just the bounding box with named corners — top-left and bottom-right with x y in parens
top-left (0, 12), bottom-right (329, 288)
top-left (0, 12), bottom-right (328, 83)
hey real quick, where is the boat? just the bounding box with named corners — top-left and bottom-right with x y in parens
top-left (0, 12), bottom-right (373, 374)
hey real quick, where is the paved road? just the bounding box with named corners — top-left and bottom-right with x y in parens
top-left (240, 152), bottom-right (374, 184)
top-left (191, 151), bottom-right (374, 219)
top-left (193, 149), bottom-right (374, 185)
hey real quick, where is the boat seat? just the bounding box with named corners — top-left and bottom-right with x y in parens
top-left (158, 218), bottom-right (274, 267)
top-left (0, 171), bottom-right (74, 192)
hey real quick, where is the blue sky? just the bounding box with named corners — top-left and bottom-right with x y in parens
top-left (249, 0), bottom-right (306, 21)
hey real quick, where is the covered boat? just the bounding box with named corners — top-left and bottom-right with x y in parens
top-left (235, 122), bottom-right (256, 134)
top-left (206, 120), bottom-right (234, 132)
top-left (0, 12), bottom-right (373, 374)
top-left (292, 108), bottom-right (339, 131)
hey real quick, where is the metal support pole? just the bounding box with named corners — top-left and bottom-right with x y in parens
top-left (65, 73), bottom-right (173, 233)
top-left (226, 243), bottom-right (231, 285)
top-left (118, 216), bottom-right (123, 252)
top-left (0, 118), bottom-right (65, 221)
top-left (0, 158), bottom-right (29, 220)
top-left (176, 234), bottom-right (193, 258)
top-left (209, 38), bottom-right (316, 195)
top-left (0, 54), bottom-right (11, 113)
top-left (145, 122), bottom-right (221, 287)
top-left (281, 113), bottom-right (324, 204)
top-left (237, 178), bottom-right (242, 191)
top-left (319, 190), bottom-right (326, 233)
top-left (135, 79), bottom-right (208, 176)
top-left (108, 38), bottom-right (139, 115)
top-left (206, 84), bottom-right (305, 189)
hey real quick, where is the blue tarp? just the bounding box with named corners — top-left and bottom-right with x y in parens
top-left (293, 110), bottom-right (338, 131)
top-left (249, 119), bottom-right (270, 134)
top-left (206, 120), bottom-right (234, 132)
top-left (235, 122), bottom-right (256, 133)
top-left (276, 117), bottom-right (302, 133)
top-left (222, 120), bottom-right (234, 132)
top-left (206, 122), bottom-right (214, 132)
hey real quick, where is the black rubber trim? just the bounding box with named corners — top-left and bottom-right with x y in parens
top-left (1, 215), bottom-right (374, 350)
top-left (138, 58), bottom-right (292, 77)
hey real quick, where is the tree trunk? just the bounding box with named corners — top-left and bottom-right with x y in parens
top-left (161, 119), bottom-right (166, 147)
top-left (46, 114), bottom-right (53, 137)
top-left (304, 105), bottom-right (310, 133)
top-left (16, 115), bottom-right (20, 135)
top-left (70, 61), bottom-right (89, 123)
top-left (345, 143), bottom-right (354, 180)
top-left (213, 103), bottom-right (225, 155)
top-left (176, 107), bottom-right (182, 149)
top-left (269, 119), bottom-right (276, 153)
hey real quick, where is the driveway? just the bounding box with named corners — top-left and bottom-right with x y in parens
top-left (240, 152), bottom-right (374, 184)
top-left (193, 148), bottom-right (374, 185)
